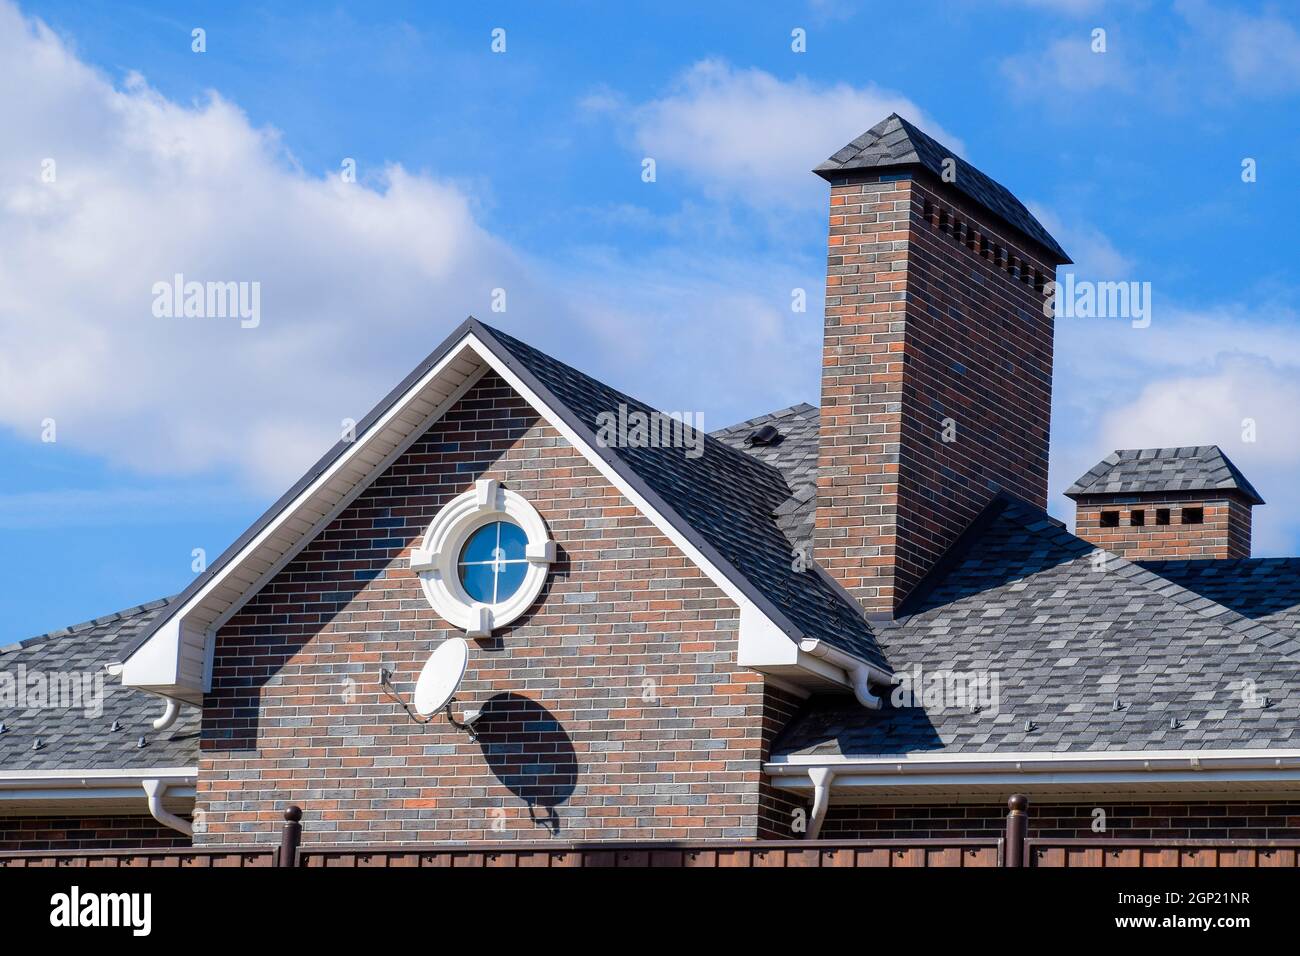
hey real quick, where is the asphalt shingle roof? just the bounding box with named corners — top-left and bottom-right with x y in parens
top-left (1066, 445), bottom-right (1265, 504)
top-left (815, 113), bottom-right (1070, 264)
top-left (485, 325), bottom-right (888, 668)
top-left (711, 402), bottom-right (820, 553)
top-left (0, 599), bottom-right (200, 771)
top-left (1139, 558), bottom-right (1300, 641)
top-left (773, 496), bottom-right (1300, 759)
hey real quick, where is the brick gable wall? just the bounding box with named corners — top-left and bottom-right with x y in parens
top-left (816, 173), bottom-right (1057, 615)
top-left (196, 371), bottom-right (790, 844)
top-left (1074, 493), bottom-right (1252, 559)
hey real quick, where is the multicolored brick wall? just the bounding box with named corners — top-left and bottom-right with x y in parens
top-left (197, 371), bottom-right (784, 845)
top-left (0, 815), bottom-right (190, 851)
top-left (816, 171), bottom-right (1059, 615)
top-left (819, 801), bottom-right (1300, 840)
top-left (1074, 493), bottom-right (1253, 559)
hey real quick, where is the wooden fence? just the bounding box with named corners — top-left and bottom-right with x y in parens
top-left (3, 798), bottom-right (1299, 868)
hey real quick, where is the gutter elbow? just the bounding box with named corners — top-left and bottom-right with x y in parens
top-left (847, 663), bottom-right (883, 710)
top-left (798, 639), bottom-right (885, 709)
top-left (142, 779), bottom-right (193, 838)
top-left (151, 699), bottom-right (181, 731)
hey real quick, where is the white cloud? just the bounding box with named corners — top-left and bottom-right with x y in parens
top-left (0, 1), bottom-right (548, 491)
top-left (1029, 204), bottom-right (1135, 277)
top-left (1177, 0), bottom-right (1300, 94)
top-left (1001, 36), bottom-right (1131, 96)
top-left (0, 8), bottom-right (830, 494)
top-left (626, 60), bottom-right (963, 206)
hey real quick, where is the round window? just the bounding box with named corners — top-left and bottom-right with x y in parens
top-left (409, 479), bottom-right (555, 637)
top-left (457, 520), bottom-right (529, 603)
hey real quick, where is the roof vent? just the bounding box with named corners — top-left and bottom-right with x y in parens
top-left (747, 424), bottom-right (781, 446)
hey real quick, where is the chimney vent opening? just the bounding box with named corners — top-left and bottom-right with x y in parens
top-left (1130, 510), bottom-right (1146, 526)
top-left (1099, 510), bottom-right (1120, 528)
top-left (1156, 508), bottom-right (1171, 525)
top-left (1182, 507), bottom-right (1204, 525)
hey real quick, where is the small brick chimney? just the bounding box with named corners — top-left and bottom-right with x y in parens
top-left (813, 114), bottom-right (1070, 617)
top-left (1066, 446), bottom-right (1263, 560)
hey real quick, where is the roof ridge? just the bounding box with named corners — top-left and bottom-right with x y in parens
top-left (711, 402), bottom-right (818, 436)
top-left (2, 596), bottom-right (174, 654)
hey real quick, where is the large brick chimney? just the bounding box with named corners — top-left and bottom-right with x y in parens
top-left (813, 114), bottom-right (1071, 617)
top-left (1066, 446), bottom-right (1263, 560)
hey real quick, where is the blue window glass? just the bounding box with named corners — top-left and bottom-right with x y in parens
top-left (457, 520), bottom-right (528, 603)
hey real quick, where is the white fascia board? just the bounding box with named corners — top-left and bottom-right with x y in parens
top-left (120, 342), bottom-right (488, 695)
top-left (0, 768), bottom-right (198, 789)
top-left (766, 748), bottom-right (1300, 780)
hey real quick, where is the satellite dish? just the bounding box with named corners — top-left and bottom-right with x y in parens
top-left (378, 636), bottom-right (480, 737)
top-left (413, 637), bottom-right (469, 718)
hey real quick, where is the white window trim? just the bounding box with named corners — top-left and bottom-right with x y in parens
top-left (410, 478), bottom-right (555, 637)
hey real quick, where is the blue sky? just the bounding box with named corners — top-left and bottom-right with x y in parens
top-left (5, 0), bottom-right (1300, 639)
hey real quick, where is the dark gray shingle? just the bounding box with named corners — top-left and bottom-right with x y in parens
top-left (1066, 445), bottom-right (1265, 504)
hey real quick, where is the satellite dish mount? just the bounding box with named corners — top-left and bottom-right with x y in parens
top-left (380, 637), bottom-right (480, 740)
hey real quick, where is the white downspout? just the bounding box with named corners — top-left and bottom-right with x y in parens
top-left (798, 639), bottom-right (887, 709)
top-left (151, 699), bottom-right (181, 731)
top-left (142, 778), bottom-right (193, 838)
top-left (806, 767), bottom-right (836, 839)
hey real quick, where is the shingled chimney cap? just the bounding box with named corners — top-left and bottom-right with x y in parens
top-left (815, 113), bottom-right (1071, 265)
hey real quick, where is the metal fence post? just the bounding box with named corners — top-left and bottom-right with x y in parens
top-left (1005, 794), bottom-right (1028, 868)
top-left (278, 805), bottom-right (303, 868)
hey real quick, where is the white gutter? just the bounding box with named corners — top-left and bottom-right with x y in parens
top-left (797, 639), bottom-right (890, 709)
top-left (142, 778), bottom-right (193, 837)
top-left (0, 768), bottom-right (198, 826)
top-left (767, 748), bottom-right (1300, 776)
top-left (0, 767), bottom-right (198, 787)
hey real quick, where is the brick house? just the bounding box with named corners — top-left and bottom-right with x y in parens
top-left (6, 113), bottom-right (1300, 852)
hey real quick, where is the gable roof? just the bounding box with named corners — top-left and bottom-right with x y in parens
top-left (1, 599), bottom-right (199, 772)
top-left (1065, 445), bottom-right (1265, 504)
top-left (119, 319), bottom-right (887, 699)
top-left (815, 113), bottom-right (1070, 264)
top-left (773, 495), bottom-right (1300, 760)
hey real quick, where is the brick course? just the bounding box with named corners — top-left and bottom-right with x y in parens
top-left (196, 372), bottom-right (788, 845)
top-left (0, 815), bottom-right (189, 852)
top-left (816, 172), bottom-right (1060, 615)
